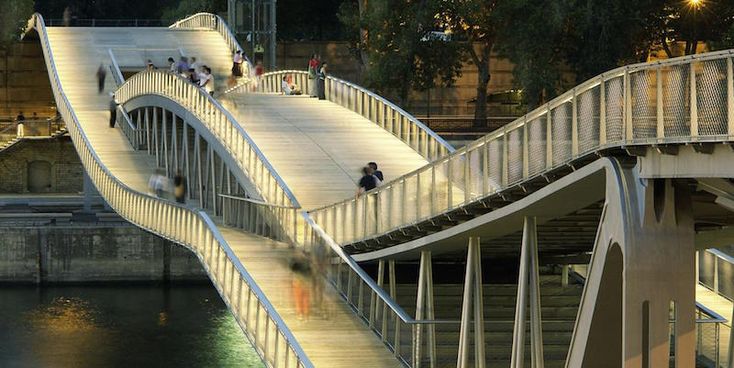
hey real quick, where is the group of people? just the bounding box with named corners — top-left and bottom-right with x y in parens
top-left (307, 54), bottom-right (328, 100)
top-left (163, 56), bottom-right (215, 96)
top-left (357, 162), bottom-right (384, 195)
top-left (148, 169), bottom-right (188, 203)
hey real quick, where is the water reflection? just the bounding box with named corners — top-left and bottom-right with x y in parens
top-left (0, 284), bottom-right (263, 367)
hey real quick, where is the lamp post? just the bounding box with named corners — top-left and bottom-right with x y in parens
top-left (688, 0), bottom-right (703, 54)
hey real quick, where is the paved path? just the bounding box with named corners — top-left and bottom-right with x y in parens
top-left (221, 93), bottom-right (430, 210)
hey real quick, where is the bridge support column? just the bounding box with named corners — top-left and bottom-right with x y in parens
top-left (457, 236), bottom-right (485, 368)
top-left (510, 216), bottom-right (544, 368)
top-left (567, 161), bottom-right (695, 368)
top-left (413, 250), bottom-right (436, 368)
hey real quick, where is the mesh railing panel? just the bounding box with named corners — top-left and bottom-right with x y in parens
top-left (631, 69), bottom-right (657, 139)
top-left (696, 59), bottom-right (728, 137)
top-left (552, 102), bottom-right (572, 165)
top-left (507, 128), bottom-right (524, 184)
top-left (577, 86), bottom-right (601, 153)
top-left (488, 139), bottom-right (503, 189)
top-left (527, 116), bottom-right (547, 176)
top-left (605, 77), bottom-right (624, 143)
top-left (699, 251), bottom-right (716, 288)
top-left (662, 64), bottom-right (691, 137)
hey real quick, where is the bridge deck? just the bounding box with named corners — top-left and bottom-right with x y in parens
top-left (45, 27), bottom-right (401, 367)
top-left (221, 93), bottom-right (430, 210)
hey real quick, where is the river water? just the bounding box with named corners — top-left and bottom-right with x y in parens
top-left (0, 284), bottom-right (263, 368)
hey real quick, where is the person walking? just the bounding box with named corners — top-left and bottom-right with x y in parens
top-left (15, 112), bottom-right (25, 138)
top-left (356, 166), bottom-right (378, 196)
top-left (109, 93), bottom-right (117, 128)
top-left (307, 54), bottom-right (320, 98)
top-left (199, 66), bottom-right (214, 96)
top-left (368, 162), bottom-right (384, 183)
top-left (173, 170), bottom-right (187, 203)
top-left (232, 50), bottom-right (244, 77)
top-left (96, 63), bottom-right (107, 94)
top-left (317, 62), bottom-right (328, 100)
top-left (146, 60), bottom-right (156, 70)
top-left (167, 57), bottom-right (176, 73)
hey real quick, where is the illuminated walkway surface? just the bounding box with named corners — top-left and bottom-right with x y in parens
top-left (220, 93), bottom-right (429, 210)
top-left (45, 26), bottom-right (403, 367)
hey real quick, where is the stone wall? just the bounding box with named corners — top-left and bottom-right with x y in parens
top-left (0, 137), bottom-right (82, 194)
top-left (0, 223), bottom-right (208, 284)
top-left (0, 41), bottom-right (56, 119)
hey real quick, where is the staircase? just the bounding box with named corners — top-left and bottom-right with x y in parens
top-left (393, 271), bottom-right (582, 367)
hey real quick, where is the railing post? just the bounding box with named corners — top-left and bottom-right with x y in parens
top-left (571, 89), bottom-right (579, 157)
top-left (727, 57), bottom-right (734, 136)
top-left (624, 68), bottom-right (633, 141)
top-left (546, 108), bottom-right (553, 168)
top-left (600, 77), bottom-right (607, 145)
top-left (690, 61), bottom-right (699, 138)
top-left (656, 67), bottom-right (664, 139)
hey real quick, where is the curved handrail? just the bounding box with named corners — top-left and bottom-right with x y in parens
top-left (308, 49), bottom-right (734, 246)
top-left (115, 70), bottom-right (301, 209)
top-left (169, 12), bottom-right (253, 78)
top-left (228, 69), bottom-right (456, 162)
top-left (25, 13), bottom-right (313, 368)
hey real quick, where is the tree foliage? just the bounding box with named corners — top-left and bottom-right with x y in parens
top-left (338, 0), bottom-right (463, 106)
top-left (0, 0), bottom-right (34, 46)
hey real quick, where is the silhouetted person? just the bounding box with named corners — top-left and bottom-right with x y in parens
top-left (173, 170), bottom-right (187, 203)
top-left (15, 112), bottom-right (25, 138)
top-left (317, 62), bottom-right (328, 100)
top-left (96, 63), bottom-right (107, 94)
top-left (109, 93), bottom-right (117, 128)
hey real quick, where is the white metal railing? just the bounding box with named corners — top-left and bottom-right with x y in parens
top-left (230, 70), bottom-right (455, 162)
top-left (309, 49), bottom-right (734, 246)
top-left (169, 12), bottom-right (253, 78)
top-left (115, 71), bottom-right (299, 208)
top-left (26, 13), bottom-right (313, 368)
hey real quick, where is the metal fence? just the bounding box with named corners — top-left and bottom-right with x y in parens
top-left (233, 70), bottom-right (456, 162)
top-left (308, 50), bottom-right (734, 246)
top-left (28, 13), bottom-right (313, 368)
top-left (694, 304), bottom-right (729, 368)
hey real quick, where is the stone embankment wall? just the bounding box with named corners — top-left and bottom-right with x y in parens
top-left (0, 223), bottom-right (208, 284)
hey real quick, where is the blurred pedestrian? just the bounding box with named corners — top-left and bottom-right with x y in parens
top-left (96, 63), bottom-right (107, 94)
top-left (199, 66), bottom-right (214, 96)
top-left (190, 57), bottom-right (201, 73)
top-left (232, 50), bottom-right (244, 77)
top-left (167, 57), bottom-right (176, 73)
top-left (175, 56), bottom-right (189, 74)
top-left (148, 169), bottom-right (168, 198)
top-left (356, 165), bottom-right (377, 196)
top-left (290, 256), bottom-right (311, 321)
top-left (15, 111), bottom-right (25, 138)
top-left (173, 170), bottom-right (187, 203)
top-left (109, 93), bottom-right (117, 128)
top-left (62, 7), bottom-right (71, 27)
top-left (146, 59), bottom-right (156, 70)
top-left (368, 162), bottom-right (383, 182)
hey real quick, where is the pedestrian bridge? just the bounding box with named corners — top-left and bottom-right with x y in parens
top-left (22, 11), bottom-right (734, 368)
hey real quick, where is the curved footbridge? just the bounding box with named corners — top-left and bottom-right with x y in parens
top-left (24, 10), bottom-right (734, 368)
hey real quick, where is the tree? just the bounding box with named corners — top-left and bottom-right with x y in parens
top-left (0, 0), bottom-right (34, 46)
top-left (441, 0), bottom-right (504, 128)
top-left (658, 0), bottom-right (734, 56)
top-left (338, 0), bottom-right (463, 107)
top-left (490, 1), bottom-right (568, 109)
